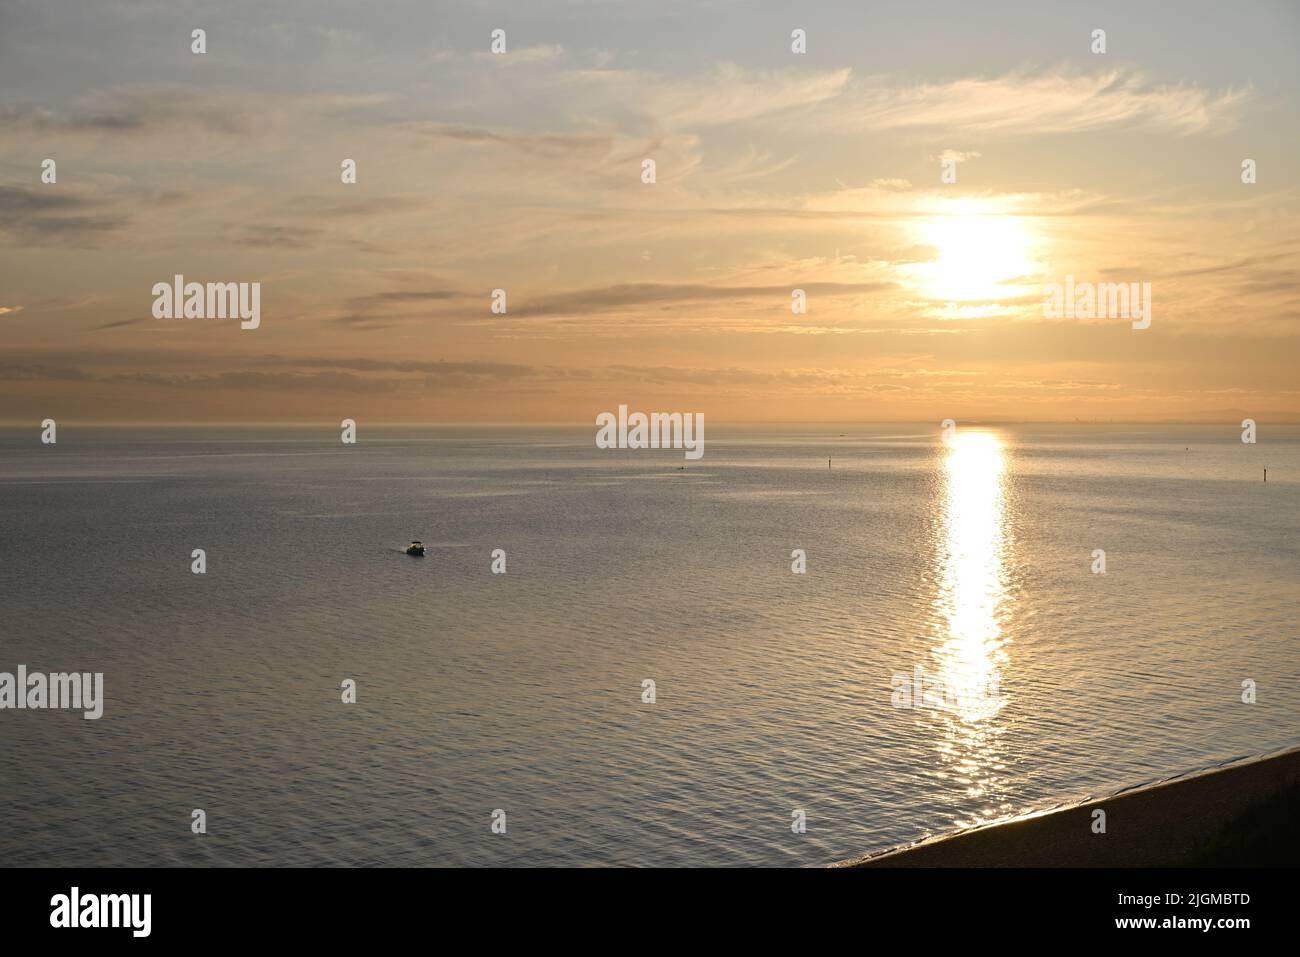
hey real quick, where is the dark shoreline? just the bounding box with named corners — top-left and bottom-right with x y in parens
top-left (839, 745), bottom-right (1300, 867)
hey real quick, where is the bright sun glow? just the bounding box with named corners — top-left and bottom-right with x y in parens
top-left (915, 210), bottom-right (1038, 304)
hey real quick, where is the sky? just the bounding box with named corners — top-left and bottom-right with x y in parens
top-left (1, 0), bottom-right (1297, 423)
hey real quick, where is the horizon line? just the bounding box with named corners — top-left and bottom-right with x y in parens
top-left (5, 417), bottom-right (1299, 429)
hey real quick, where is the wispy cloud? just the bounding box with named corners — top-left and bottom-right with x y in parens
top-left (400, 123), bottom-right (624, 159)
top-left (574, 62), bottom-right (854, 129)
top-left (835, 68), bottom-right (1249, 135)
top-left (471, 44), bottom-right (566, 67)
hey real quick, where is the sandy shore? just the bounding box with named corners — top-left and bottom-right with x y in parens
top-left (839, 745), bottom-right (1300, 867)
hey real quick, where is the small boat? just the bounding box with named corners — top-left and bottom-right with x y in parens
top-left (405, 540), bottom-right (425, 556)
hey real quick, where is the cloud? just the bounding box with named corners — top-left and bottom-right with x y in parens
top-left (227, 224), bottom-right (326, 249)
top-left (91, 318), bottom-right (144, 331)
top-left (706, 146), bottom-right (800, 183)
top-left (333, 289), bottom-right (465, 327)
top-left (0, 352), bottom-right (545, 395)
top-left (400, 123), bottom-right (623, 160)
top-left (835, 68), bottom-right (1248, 135)
top-left (577, 62), bottom-right (854, 129)
top-left (471, 44), bottom-right (566, 67)
top-left (110, 370), bottom-right (412, 395)
top-left (512, 281), bottom-right (894, 318)
top-left (0, 87), bottom-right (399, 144)
top-left (347, 290), bottom-right (461, 308)
top-left (283, 195), bottom-right (434, 219)
top-left (250, 356), bottom-right (536, 379)
top-left (0, 87), bottom-right (252, 137)
top-left (0, 185), bottom-right (127, 246)
top-left (0, 359), bottom-right (93, 381)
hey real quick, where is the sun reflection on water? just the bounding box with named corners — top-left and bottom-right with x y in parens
top-left (929, 429), bottom-right (1013, 819)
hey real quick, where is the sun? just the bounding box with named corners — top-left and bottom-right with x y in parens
top-left (914, 207), bottom-right (1039, 304)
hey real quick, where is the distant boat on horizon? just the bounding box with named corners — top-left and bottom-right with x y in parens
top-left (405, 540), bottom-right (425, 556)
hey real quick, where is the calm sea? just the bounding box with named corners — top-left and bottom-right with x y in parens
top-left (1, 423), bottom-right (1296, 866)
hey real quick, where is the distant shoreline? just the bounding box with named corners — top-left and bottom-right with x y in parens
top-left (839, 745), bottom-right (1300, 867)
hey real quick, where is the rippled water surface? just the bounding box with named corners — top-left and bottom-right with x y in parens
top-left (1, 424), bottom-right (1297, 866)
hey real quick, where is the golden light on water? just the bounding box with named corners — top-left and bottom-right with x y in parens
top-left (930, 429), bottom-right (1012, 813)
top-left (936, 429), bottom-right (1010, 722)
